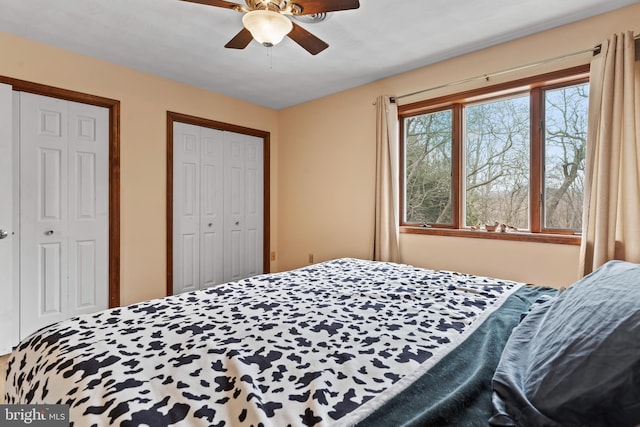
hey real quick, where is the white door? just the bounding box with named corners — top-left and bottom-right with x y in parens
top-left (223, 132), bottom-right (263, 282)
top-left (0, 84), bottom-right (14, 354)
top-left (173, 123), bottom-right (263, 294)
top-left (242, 134), bottom-right (264, 279)
top-left (224, 132), bottom-right (245, 282)
top-left (67, 100), bottom-right (109, 317)
top-left (173, 122), bottom-right (202, 294)
top-left (199, 127), bottom-right (225, 288)
top-left (19, 92), bottom-right (108, 339)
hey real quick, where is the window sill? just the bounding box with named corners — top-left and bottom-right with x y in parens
top-left (400, 226), bottom-right (581, 245)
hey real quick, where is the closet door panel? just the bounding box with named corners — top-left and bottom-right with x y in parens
top-left (19, 93), bottom-right (70, 338)
top-left (223, 132), bottom-right (246, 282)
top-left (15, 92), bottom-right (109, 340)
top-left (200, 127), bottom-right (224, 288)
top-left (67, 101), bottom-right (109, 316)
top-left (244, 135), bottom-right (263, 278)
top-left (173, 123), bottom-right (201, 294)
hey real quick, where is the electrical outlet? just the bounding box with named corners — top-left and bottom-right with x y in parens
top-left (270, 251), bottom-right (276, 261)
top-left (308, 253), bottom-right (314, 264)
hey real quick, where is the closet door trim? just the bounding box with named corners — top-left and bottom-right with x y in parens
top-left (0, 75), bottom-right (121, 308)
top-left (166, 111), bottom-right (271, 296)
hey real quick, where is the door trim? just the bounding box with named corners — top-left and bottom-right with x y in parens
top-left (1, 75), bottom-right (121, 308)
top-left (166, 111), bottom-right (270, 296)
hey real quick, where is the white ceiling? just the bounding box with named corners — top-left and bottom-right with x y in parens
top-left (0, 0), bottom-right (637, 109)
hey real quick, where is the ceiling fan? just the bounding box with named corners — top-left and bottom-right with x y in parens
top-left (180, 0), bottom-right (360, 55)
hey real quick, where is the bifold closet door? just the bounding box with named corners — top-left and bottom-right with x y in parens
top-left (19, 92), bottom-right (109, 339)
top-left (223, 131), bottom-right (263, 282)
top-left (173, 123), bottom-right (225, 294)
top-left (173, 123), bottom-right (263, 294)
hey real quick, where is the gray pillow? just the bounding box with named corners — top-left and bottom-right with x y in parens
top-left (490, 260), bottom-right (640, 426)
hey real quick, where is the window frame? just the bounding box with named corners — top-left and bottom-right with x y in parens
top-left (399, 65), bottom-right (589, 245)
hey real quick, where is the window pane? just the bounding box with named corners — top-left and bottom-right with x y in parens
top-left (404, 110), bottom-right (453, 224)
top-left (465, 95), bottom-right (530, 230)
top-left (544, 83), bottom-right (588, 230)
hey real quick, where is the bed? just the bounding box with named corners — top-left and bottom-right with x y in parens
top-left (5, 258), bottom-right (638, 426)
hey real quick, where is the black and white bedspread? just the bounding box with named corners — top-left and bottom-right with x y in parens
top-left (6, 258), bottom-right (524, 426)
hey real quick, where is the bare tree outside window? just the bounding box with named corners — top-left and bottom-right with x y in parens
top-left (404, 110), bottom-right (452, 224)
top-left (465, 96), bottom-right (530, 229)
top-left (400, 67), bottom-right (589, 239)
top-left (544, 83), bottom-right (588, 230)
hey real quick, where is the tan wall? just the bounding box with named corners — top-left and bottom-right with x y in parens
top-left (278, 4), bottom-right (640, 288)
top-left (0, 32), bottom-right (279, 305)
top-left (2, 4), bottom-right (638, 303)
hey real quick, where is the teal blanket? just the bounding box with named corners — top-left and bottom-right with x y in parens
top-left (358, 286), bottom-right (556, 427)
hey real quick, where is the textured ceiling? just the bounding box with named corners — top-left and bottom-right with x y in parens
top-left (0, 0), bottom-right (637, 109)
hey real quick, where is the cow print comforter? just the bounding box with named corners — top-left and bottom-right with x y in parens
top-left (6, 258), bottom-right (523, 426)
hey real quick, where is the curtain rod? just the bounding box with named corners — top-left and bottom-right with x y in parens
top-left (393, 34), bottom-right (640, 103)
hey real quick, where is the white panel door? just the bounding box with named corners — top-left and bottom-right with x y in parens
top-left (243, 135), bottom-right (264, 278)
top-left (19, 92), bottom-right (108, 339)
top-left (173, 124), bottom-right (263, 293)
top-left (199, 127), bottom-right (224, 288)
top-left (0, 84), bottom-right (14, 354)
top-left (173, 122), bottom-right (202, 294)
top-left (223, 132), bottom-right (246, 282)
top-left (223, 132), bottom-right (263, 282)
top-left (20, 93), bottom-right (70, 337)
top-left (67, 101), bottom-right (109, 317)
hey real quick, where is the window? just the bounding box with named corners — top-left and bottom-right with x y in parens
top-left (400, 66), bottom-right (589, 243)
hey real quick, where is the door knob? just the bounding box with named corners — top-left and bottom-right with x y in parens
top-left (45, 230), bottom-right (54, 236)
top-left (235, 221), bottom-right (240, 226)
top-left (0, 229), bottom-right (8, 240)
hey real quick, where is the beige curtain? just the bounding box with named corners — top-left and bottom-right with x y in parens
top-left (373, 95), bottom-right (400, 262)
top-left (580, 31), bottom-right (640, 275)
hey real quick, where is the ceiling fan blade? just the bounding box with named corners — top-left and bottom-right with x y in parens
top-left (288, 23), bottom-right (329, 55)
top-left (179, 0), bottom-right (240, 10)
top-left (224, 28), bottom-right (254, 49)
top-left (292, 0), bottom-right (359, 15)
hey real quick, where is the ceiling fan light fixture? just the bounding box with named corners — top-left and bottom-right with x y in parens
top-left (242, 10), bottom-right (293, 47)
